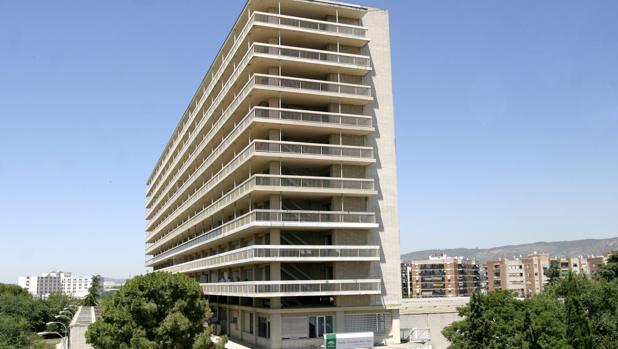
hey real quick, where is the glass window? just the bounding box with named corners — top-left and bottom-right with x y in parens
top-left (309, 316), bottom-right (316, 338)
top-left (258, 316), bottom-right (270, 338)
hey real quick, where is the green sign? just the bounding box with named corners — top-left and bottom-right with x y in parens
top-left (325, 333), bottom-right (337, 349)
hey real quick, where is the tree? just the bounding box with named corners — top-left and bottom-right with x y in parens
top-left (85, 272), bottom-right (226, 349)
top-left (83, 275), bottom-right (103, 306)
top-left (443, 290), bottom-right (526, 348)
top-left (545, 260), bottom-right (562, 283)
top-left (595, 251), bottom-right (618, 282)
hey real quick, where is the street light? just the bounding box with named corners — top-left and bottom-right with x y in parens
top-left (46, 321), bottom-right (67, 334)
top-left (55, 314), bottom-right (72, 322)
top-left (59, 310), bottom-right (74, 317)
top-left (37, 331), bottom-right (67, 349)
top-left (46, 321), bottom-right (70, 349)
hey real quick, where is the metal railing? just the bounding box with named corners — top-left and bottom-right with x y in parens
top-left (254, 106), bottom-right (372, 128)
top-left (254, 74), bottom-right (371, 97)
top-left (253, 12), bottom-right (368, 38)
top-left (161, 245), bottom-right (380, 273)
top-left (201, 279), bottom-right (380, 296)
top-left (253, 43), bottom-right (370, 67)
top-left (145, 210), bottom-right (377, 265)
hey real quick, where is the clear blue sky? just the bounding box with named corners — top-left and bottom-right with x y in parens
top-left (1, 0), bottom-right (617, 283)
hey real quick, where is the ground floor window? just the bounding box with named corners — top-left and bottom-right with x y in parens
top-left (345, 313), bottom-right (392, 334)
top-left (258, 316), bottom-right (270, 338)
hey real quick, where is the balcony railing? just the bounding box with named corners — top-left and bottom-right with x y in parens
top-left (253, 12), bottom-right (368, 38)
top-left (145, 209), bottom-right (377, 266)
top-left (254, 74), bottom-right (372, 97)
top-left (253, 43), bottom-right (370, 68)
top-left (147, 11), bottom-right (367, 194)
top-left (200, 279), bottom-right (381, 297)
top-left (254, 106), bottom-right (372, 128)
top-left (146, 137), bottom-right (374, 239)
top-left (147, 174), bottom-right (375, 247)
top-left (161, 245), bottom-right (380, 273)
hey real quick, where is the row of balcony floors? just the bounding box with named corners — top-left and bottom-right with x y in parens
top-left (145, 36), bottom-right (374, 201)
top-left (145, 76), bottom-right (375, 219)
top-left (147, 7), bottom-right (372, 191)
top-left (144, 108), bottom-right (375, 239)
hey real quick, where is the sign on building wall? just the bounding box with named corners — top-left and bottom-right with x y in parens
top-left (324, 332), bottom-right (374, 349)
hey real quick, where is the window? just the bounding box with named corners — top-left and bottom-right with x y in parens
top-left (249, 313), bottom-right (254, 335)
top-left (308, 315), bottom-right (334, 338)
top-left (258, 316), bottom-right (270, 338)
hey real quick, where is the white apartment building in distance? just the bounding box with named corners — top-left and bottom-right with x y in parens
top-left (144, 0), bottom-right (401, 347)
top-left (17, 271), bottom-right (92, 298)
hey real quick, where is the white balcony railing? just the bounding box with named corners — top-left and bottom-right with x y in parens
top-left (253, 43), bottom-right (370, 68)
top-left (147, 11), bottom-right (368, 193)
top-left (145, 210), bottom-right (377, 266)
top-left (201, 279), bottom-right (380, 297)
top-left (161, 245), bottom-right (380, 273)
top-left (146, 138), bottom-right (374, 241)
top-left (253, 11), bottom-right (368, 38)
top-left (146, 174), bottom-right (375, 247)
top-left (254, 74), bottom-right (372, 97)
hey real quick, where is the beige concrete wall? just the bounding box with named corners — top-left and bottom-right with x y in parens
top-left (362, 9), bottom-right (402, 309)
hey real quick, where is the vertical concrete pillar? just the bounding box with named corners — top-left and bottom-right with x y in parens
top-left (390, 309), bottom-right (401, 344)
top-left (335, 310), bottom-right (345, 332)
top-left (270, 314), bottom-right (282, 349)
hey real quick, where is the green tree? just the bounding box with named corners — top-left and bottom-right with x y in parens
top-left (595, 251), bottom-right (618, 282)
top-left (443, 290), bottom-right (526, 348)
top-left (83, 275), bottom-right (103, 306)
top-left (545, 260), bottom-right (562, 283)
top-left (85, 272), bottom-right (225, 349)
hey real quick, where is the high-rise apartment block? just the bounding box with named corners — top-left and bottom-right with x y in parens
top-left (401, 263), bottom-right (412, 298)
top-left (404, 255), bottom-right (480, 298)
top-left (144, 1), bottom-right (401, 347)
top-left (17, 271), bottom-right (93, 299)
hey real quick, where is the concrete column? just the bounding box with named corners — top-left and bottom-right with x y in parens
top-left (270, 314), bottom-right (282, 349)
top-left (390, 309), bottom-right (401, 344)
top-left (335, 310), bottom-right (345, 332)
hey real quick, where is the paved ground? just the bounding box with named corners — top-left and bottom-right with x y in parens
top-left (68, 306), bottom-right (97, 349)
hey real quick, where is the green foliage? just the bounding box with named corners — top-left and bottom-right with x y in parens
top-left (444, 271), bottom-right (618, 349)
top-left (545, 260), bottom-right (562, 283)
top-left (595, 251), bottom-right (618, 282)
top-left (0, 283), bottom-right (77, 348)
top-left (83, 275), bottom-right (103, 306)
top-left (86, 272), bottom-right (225, 349)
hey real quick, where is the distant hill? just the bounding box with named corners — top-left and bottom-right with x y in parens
top-left (401, 237), bottom-right (618, 263)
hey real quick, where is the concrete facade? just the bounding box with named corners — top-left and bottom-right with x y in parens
top-left (17, 271), bottom-right (92, 299)
top-left (144, 1), bottom-right (401, 348)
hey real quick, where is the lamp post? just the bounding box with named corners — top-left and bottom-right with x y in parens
top-left (37, 332), bottom-right (65, 348)
top-left (54, 314), bottom-right (72, 349)
top-left (46, 322), bottom-right (69, 349)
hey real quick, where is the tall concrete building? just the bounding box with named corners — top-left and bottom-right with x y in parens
top-left (487, 254), bottom-right (550, 297)
top-left (144, 1), bottom-right (401, 347)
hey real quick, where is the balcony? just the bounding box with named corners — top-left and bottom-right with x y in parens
top-left (200, 279), bottom-right (381, 297)
top-left (146, 174), bottom-right (376, 246)
top-left (145, 209), bottom-right (377, 266)
top-left (146, 139), bottom-right (374, 239)
top-left (253, 11), bottom-right (368, 40)
top-left (251, 43), bottom-right (371, 74)
top-left (160, 245), bottom-right (380, 273)
top-left (253, 74), bottom-right (372, 102)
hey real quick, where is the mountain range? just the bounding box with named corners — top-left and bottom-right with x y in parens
top-left (401, 237), bottom-right (618, 263)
